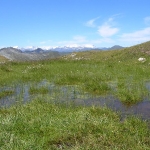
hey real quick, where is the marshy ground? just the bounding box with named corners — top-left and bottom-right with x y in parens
top-left (0, 41), bottom-right (150, 149)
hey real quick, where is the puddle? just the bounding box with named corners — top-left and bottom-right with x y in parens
top-left (0, 80), bottom-right (150, 121)
top-left (72, 95), bottom-right (150, 121)
top-left (0, 80), bottom-right (93, 108)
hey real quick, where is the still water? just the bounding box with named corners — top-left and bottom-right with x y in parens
top-left (0, 80), bottom-right (150, 121)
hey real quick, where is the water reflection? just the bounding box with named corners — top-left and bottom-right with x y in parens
top-left (72, 95), bottom-right (150, 121)
top-left (0, 80), bottom-right (150, 121)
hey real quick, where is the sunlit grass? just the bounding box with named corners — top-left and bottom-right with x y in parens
top-left (0, 99), bottom-right (149, 149)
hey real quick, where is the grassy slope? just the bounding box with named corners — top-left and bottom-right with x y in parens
top-left (0, 55), bottom-right (8, 63)
top-left (65, 41), bottom-right (150, 61)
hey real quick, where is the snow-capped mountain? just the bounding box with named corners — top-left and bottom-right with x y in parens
top-left (20, 46), bottom-right (39, 52)
top-left (19, 45), bottom-right (97, 52)
top-left (12, 44), bottom-right (124, 53)
top-left (49, 46), bottom-right (96, 52)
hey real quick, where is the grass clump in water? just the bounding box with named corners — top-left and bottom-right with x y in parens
top-left (84, 78), bottom-right (111, 95)
top-left (29, 86), bottom-right (49, 95)
top-left (0, 90), bottom-right (14, 99)
top-left (115, 81), bottom-right (148, 104)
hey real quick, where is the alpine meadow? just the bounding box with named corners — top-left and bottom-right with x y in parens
top-left (0, 41), bottom-right (150, 149)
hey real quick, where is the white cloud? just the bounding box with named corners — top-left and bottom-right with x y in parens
top-left (107, 17), bottom-right (114, 23)
top-left (86, 17), bottom-right (100, 27)
top-left (144, 16), bottom-right (150, 25)
top-left (120, 27), bottom-right (150, 42)
top-left (98, 24), bottom-right (119, 37)
top-left (98, 17), bottom-right (119, 37)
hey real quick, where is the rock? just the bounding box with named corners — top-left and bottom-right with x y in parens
top-left (138, 57), bottom-right (146, 62)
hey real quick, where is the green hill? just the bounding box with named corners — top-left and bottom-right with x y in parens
top-left (62, 41), bottom-right (150, 62)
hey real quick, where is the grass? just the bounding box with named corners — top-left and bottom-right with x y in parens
top-left (29, 86), bottom-right (49, 95)
top-left (0, 99), bottom-right (149, 149)
top-left (0, 90), bottom-right (14, 99)
top-left (0, 41), bottom-right (150, 149)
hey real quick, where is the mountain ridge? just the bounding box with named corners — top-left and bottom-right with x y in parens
top-left (0, 47), bottom-right (60, 61)
top-left (16, 45), bottom-right (125, 52)
top-left (0, 44), bottom-right (126, 61)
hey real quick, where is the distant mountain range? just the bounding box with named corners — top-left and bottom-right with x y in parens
top-left (19, 45), bottom-right (124, 52)
top-left (0, 47), bottom-right (60, 61)
top-left (20, 46), bottom-right (97, 52)
top-left (0, 45), bottom-right (124, 61)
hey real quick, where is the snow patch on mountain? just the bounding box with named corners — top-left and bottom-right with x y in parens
top-left (19, 45), bottom-right (96, 52)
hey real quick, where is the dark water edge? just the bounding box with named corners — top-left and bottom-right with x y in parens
top-left (0, 80), bottom-right (150, 123)
top-left (71, 95), bottom-right (150, 121)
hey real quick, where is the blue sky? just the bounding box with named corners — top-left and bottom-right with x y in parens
top-left (0, 0), bottom-right (150, 48)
